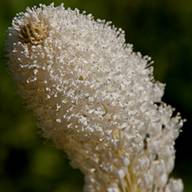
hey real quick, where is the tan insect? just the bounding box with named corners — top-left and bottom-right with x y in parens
top-left (19, 20), bottom-right (48, 45)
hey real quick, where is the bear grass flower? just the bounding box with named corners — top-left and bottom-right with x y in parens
top-left (7, 3), bottom-right (184, 192)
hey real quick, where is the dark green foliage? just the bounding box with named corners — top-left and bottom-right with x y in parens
top-left (0, 0), bottom-right (192, 191)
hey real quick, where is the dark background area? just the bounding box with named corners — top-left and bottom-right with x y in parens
top-left (0, 0), bottom-right (192, 191)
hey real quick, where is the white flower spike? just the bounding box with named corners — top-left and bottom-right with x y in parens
top-left (7, 3), bottom-right (184, 192)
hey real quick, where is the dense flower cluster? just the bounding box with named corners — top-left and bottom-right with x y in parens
top-left (7, 4), bottom-right (184, 192)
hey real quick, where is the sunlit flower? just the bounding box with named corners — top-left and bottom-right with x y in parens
top-left (7, 4), bottom-right (184, 192)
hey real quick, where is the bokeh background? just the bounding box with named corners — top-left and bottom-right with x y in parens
top-left (0, 0), bottom-right (192, 191)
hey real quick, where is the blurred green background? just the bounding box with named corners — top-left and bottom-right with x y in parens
top-left (0, 0), bottom-right (192, 191)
